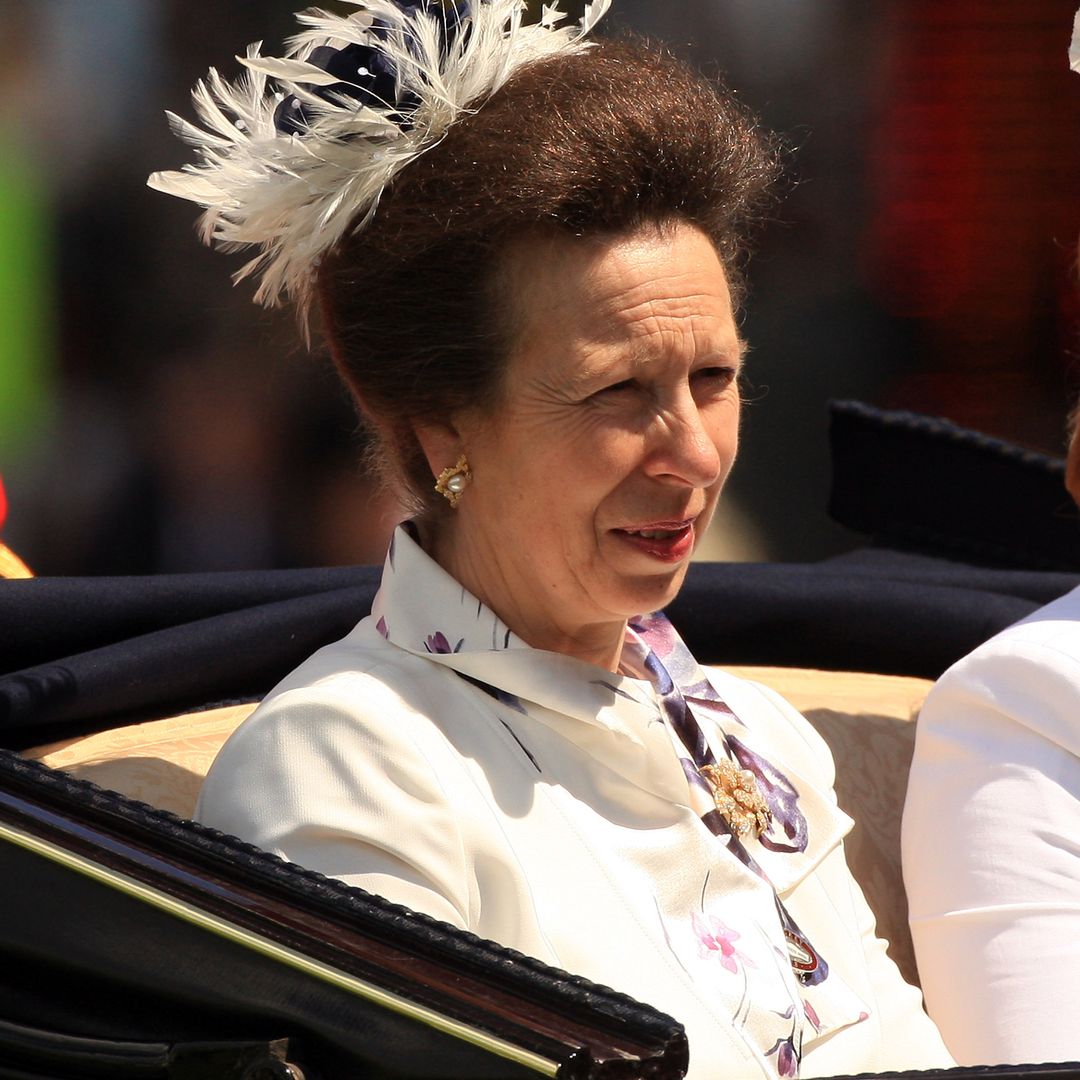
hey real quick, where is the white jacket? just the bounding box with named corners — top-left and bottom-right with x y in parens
top-left (199, 526), bottom-right (951, 1078)
top-left (904, 584), bottom-right (1080, 1066)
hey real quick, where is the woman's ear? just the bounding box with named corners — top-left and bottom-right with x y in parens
top-left (413, 421), bottom-right (464, 481)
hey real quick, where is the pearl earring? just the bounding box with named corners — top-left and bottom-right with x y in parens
top-left (435, 455), bottom-right (472, 508)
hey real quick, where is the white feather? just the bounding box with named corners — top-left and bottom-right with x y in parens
top-left (238, 56), bottom-right (346, 86)
top-left (148, 0), bottom-right (611, 333)
top-left (1071, 7), bottom-right (1080, 73)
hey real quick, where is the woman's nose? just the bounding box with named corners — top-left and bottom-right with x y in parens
top-left (646, 396), bottom-right (726, 488)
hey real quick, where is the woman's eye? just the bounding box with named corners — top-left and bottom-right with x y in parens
top-left (692, 366), bottom-right (737, 388)
top-left (594, 378), bottom-right (636, 397)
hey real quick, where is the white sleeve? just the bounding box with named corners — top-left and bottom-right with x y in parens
top-left (902, 638), bottom-right (1080, 1065)
top-left (196, 671), bottom-right (476, 931)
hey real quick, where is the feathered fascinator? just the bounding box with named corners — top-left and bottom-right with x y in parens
top-left (149, 0), bottom-right (611, 328)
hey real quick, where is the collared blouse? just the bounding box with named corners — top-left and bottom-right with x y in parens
top-left (198, 526), bottom-right (951, 1079)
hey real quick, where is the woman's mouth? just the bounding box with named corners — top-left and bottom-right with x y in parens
top-left (614, 520), bottom-right (696, 562)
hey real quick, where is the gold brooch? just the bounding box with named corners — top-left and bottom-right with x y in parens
top-left (700, 760), bottom-right (772, 839)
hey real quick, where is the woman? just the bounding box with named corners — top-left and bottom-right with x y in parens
top-left (152, 3), bottom-right (951, 1076)
top-left (902, 410), bottom-right (1080, 1066)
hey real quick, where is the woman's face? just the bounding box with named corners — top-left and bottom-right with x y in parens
top-left (435, 221), bottom-right (743, 667)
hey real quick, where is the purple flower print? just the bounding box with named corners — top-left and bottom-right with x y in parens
top-left (686, 692), bottom-right (737, 723)
top-left (691, 912), bottom-right (751, 973)
top-left (632, 610), bottom-right (705, 687)
top-left (642, 649), bottom-right (675, 696)
top-left (458, 673), bottom-right (527, 716)
top-left (376, 616), bottom-right (389, 640)
top-left (630, 610), bottom-right (679, 657)
top-left (804, 1000), bottom-right (821, 1032)
top-left (641, 651), bottom-right (712, 765)
top-left (728, 734), bottom-right (808, 854)
top-left (681, 758), bottom-right (715, 801)
top-left (425, 631), bottom-right (464, 654)
top-left (766, 1037), bottom-right (799, 1078)
top-left (590, 679), bottom-right (639, 703)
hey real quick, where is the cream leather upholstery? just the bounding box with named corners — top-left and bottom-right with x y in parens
top-left (27, 704), bottom-right (258, 820)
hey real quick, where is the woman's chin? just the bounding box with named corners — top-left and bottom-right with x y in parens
top-left (600, 529), bottom-right (696, 604)
top-left (605, 562), bottom-right (692, 618)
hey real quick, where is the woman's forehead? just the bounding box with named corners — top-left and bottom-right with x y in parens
top-left (498, 225), bottom-right (742, 390)
top-left (505, 224), bottom-right (734, 335)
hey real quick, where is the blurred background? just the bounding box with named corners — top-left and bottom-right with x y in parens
top-left (1, 0), bottom-right (1078, 574)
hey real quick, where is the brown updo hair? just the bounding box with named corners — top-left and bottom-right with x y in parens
top-left (317, 37), bottom-right (778, 513)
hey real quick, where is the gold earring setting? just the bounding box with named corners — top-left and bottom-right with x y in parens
top-left (435, 455), bottom-right (472, 508)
